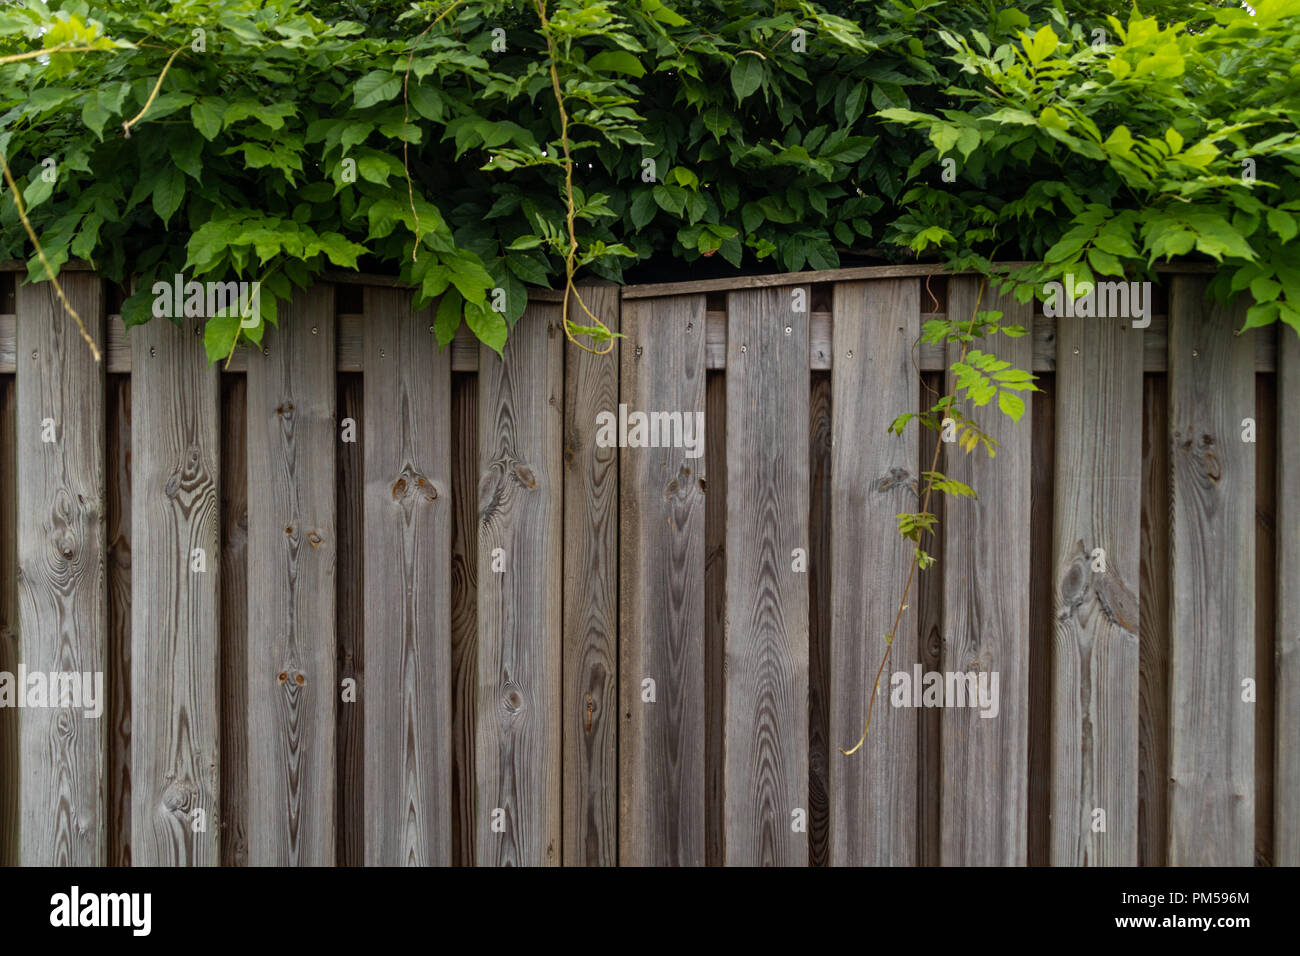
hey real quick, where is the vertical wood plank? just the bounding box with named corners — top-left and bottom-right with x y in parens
top-left (724, 285), bottom-right (809, 866)
top-left (703, 371), bottom-right (727, 866)
top-left (362, 287), bottom-right (452, 865)
top-left (940, 277), bottom-right (1033, 866)
top-left (335, 372), bottom-right (363, 866)
top-left (1138, 373), bottom-right (1170, 866)
top-left (1167, 276), bottom-right (1254, 865)
top-left (807, 372), bottom-right (831, 867)
top-left (0, 374), bottom-right (16, 866)
top-left (106, 376), bottom-right (131, 866)
top-left (220, 376), bottom-right (249, 866)
top-left (1254, 371), bottom-right (1276, 866)
top-left (1050, 317), bottom-right (1142, 865)
top-left (246, 286), bottom-right (337, 865)
top-left (829, 278), bottom-right (919, 865)
top-left (16, 275), bottom-right (107, 865)
top-left (475, 303), bottom-right (563, 866)
top-left (450, 373), bottom-right (478, 865)
top-left (563, 285), bottom-right (619, 866)
top-left (1274, 327), bottom-right (1299, 865)
top-left (618, 293), bottom-right (707, 866)
top-left (916, 370), bottom-right (945, 867)
top-left (1027, 372), bottom-right (1055, 866)
top-left (130, 312), bottom-right (221, 866)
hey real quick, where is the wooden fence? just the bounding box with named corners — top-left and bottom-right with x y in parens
top-left (0, 263), bottom-right (1295, 866)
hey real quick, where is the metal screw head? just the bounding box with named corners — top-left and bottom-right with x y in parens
top-left (379, 348), bottom-right (386, 358)
top-left (634, 346), bottom-right (643, 357)
top-left (740, 345), bottom-right (747, 353)
top-left (311, 326), bottom-right (318, 335)
top-left (428, 325), bottom-right (434, 334)
top-left (1192, 348), bottom-right (1199, 357)
top-left (31, 350), bottom-right (37, 360)
top-left (195, 326), bottom-right (202, 336)
top-left (846, 350), bottom-right (853, 359)
top-left (1073, 347), bottom-right (1080, 355)
top-left (784, 326), bottom-right (792, 335)
top-left (150, 346), bottom-right (156, 357)
top-left (263, 347), bottom-right (269, 356)
top-left (686, 322), bottom-right (693, 333)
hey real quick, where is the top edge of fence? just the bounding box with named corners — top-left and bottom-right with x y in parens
top-left (0, 258), bottom-right (1219, 300)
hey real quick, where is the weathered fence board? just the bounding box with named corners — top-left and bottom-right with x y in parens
top-left (219, 376), bottom-right (249, 867)
top-left (618, 293), bottom-right (707, 866)
top-left (362, 287), bottom-right (452, 865)
top-left (1278, 327), bottom-right (1300, 866)
top-left (475, 304), bottom-right (563, 866)
top-left (1050, 316), bottom-right (1142, 865)
top-left (107, 376), bottom-right (132, 866)
top-left (724, 286), bottom-right (809, 866)
top-left (245, 288), bottom-right (337, 865)
top-left (1138, 374), bottom-right (1170, 867)
top-left (1167, 276), bottom-right (1255, 866)
top-left (563, 286), bottom-right (619, 867)
top-left (0, 374), bottom-right (15, 866)
top-left (829, 279), bottom-right (919, 865)
top-left (130, 312), bottom-right (221, 866)
top-left (807, 372), bottom-right (831, 867)
top-left (940, 277), bottom-right (1033, 866)
top-left (449, 373), bottom-right (478, 866)
top-left (703, 371), bottom-right (727, 867)
top-left (15, 275), bottom-right (107, 865)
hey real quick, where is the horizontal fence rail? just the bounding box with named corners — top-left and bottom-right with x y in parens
top-left (0, 265), bottom-right (1295, 867)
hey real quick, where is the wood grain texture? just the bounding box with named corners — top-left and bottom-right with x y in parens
top-left (220, 376), bottom-right (249, 867)
top-left (1138, 374), bottom-right (1170, 867)
top-left (1166, 276), bottom-right (1255, 866)
top-left (618, 293), bottom-right (707, 866)
top-left (940, 277), bottom-right (1033, 866)
top-left (15, 275), bottom-right (107, 865)
top-left (130, 312), bottom-right (221, 866)
top-left (475, 303), bottom-right (563, 866)
top-left (916, 371), bottom-right (945, 867)
top-left (562, 285), bottom-right (619, 866)
top-left (1275, 328), bottom-right (1299, 865)
top-left (450, 373), bottom-right (478, 865)
top-left (0, 374), bottom-right (16, 865)
top-left (807, 372), bottom-right (831, 866)
top-left (245, 287), bottom-right (337, 865)
top-left (335, 373), bottom-right (363, 866)
top-left (828, 279), bottom-right (919, 865)
top-left (724, 286), bottom-right (810, 866)
top-left (703, 372), bottom-right (726, 866)
top-left (362, 287), bottom-right (452, 865)
top-left (106, 376), bottom-right (131, 866)
top-left (1027, 372), bottom-right (1054, 866)
top-left (1254, 372), bottom-right (1276, 867)
top-left (1050, 318), bottom-right (1142, 865)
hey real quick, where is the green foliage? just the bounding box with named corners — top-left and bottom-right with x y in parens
top-left (2, 0), bottom-right (1299, 365)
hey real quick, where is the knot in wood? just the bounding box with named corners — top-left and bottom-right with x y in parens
top-left (161, 780), bottom-right (197, 813)
top-left (513, 464), bottom-right (537, 488)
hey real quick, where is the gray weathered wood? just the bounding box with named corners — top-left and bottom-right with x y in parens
top-left (1167, 276), bottom-right (1255, 866)
top-left (1027, 372), bottom-right (1055, 865)
top-left (220, 376), bottom-right (249, 866)
top-left (1050, 316), bottom-right (1142, 865)
top-left (724, 285), bottom-right (810, 866)
top-left (829, 279), bottom-right (919, 865)
top-left (1254, 372), bottom-right (1276, 866)
top-left (916, 371), bottom-right (945, 866)
top-left (940, 277), bottom-right (1033, 866)
top-left (1277, 325), bottom-right (1300, 865)
top-left (129, 313), bottom-right (221, 866)
top-left (703, 371), bottom-right (727, 866)
top-left (563, 285), bottom-right (619, 866)
top-left (450, 373), bottom-right (478, 865)
top-left (362, 287), bottom-right (452, 865)
top-left (0, 374), bottom-right (16, 865)
top-left (475, 303), bottom-right (563, 866)
top-left (335, 373), bottom-right (363, 866)
top-left (16, 275), bottom-right (107, 865)
top-left (807, 372), bottom-right (831, 866)
top-left (1138, 374), bottom-right (1170, 866)
top-left (107, 376), bottom-right (132, 866)
top-left (245, 287), bottom-right (337, 865)
top-left (618, 293), bottom-right (707, 866)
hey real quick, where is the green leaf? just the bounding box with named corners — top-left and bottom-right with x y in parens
top-left (203, 312), bottom-right (241, 365)
top-left (588, 50), bottom-right (645, 77)
top-left (1025, 25), bottom-right (1058, 65)
top-left (464, 299), bottom-right (507, 356)
top-left (434, 289), bottom-right (463, 347)
top-left (191, 100), bottom-right (223, 141)
top-left (731, 56), bottom-right (763, 103)
top-left (152, 167), bottom-right (185, 226)
top-left (997, 389), bottom-right (1026, 422)
top-left (354, 71), bottom-right (400, 109)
